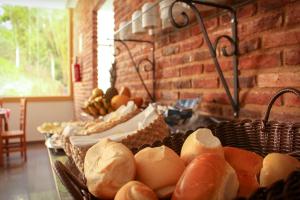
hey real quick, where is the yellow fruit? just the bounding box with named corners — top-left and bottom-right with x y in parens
top-left (119, 86), bottom-right (131, 98)
top-left (111, 95), bottom-right (129, 110)
top-left (92, 88), bottom-right (104, 97)
top-left (132, 97), bottom-right (143, 108)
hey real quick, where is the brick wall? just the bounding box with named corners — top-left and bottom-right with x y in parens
top-left (73, 0), bottom-right (300, 122)
top-left (72, 0), bottom-right (103, 119)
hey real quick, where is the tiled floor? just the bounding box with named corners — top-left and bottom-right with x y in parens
top-left (0, 143), bottom-right (59, 200)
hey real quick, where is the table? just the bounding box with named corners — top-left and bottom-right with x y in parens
top-left (44, 132), bottom-right (73, 200)
top-left (47, 147), bottom-right (74, 200)
top-left (0, 108), bottom-right (10, 167)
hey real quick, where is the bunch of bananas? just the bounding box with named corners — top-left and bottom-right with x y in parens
top-left (82, 87), bottom-right (118, 118)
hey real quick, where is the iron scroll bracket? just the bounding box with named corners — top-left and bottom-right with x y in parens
top-left (170, 0), bottom-right (240, 117)
top-left (114, 39), bottom-right (156, 102)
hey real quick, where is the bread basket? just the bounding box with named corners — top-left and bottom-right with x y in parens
top-left (70, 114), bottom-right (169, 172)
top-left (62, 108), bottom-right (141, 157)
top-left (53, 88), bottom-right (300, 200)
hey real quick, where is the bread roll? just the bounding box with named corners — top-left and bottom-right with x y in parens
top-left (114, 181), bottom-right (158, 200)
top-left (180, 128), bottom-right (224, 165)
top-left (134, 146), bottom-right (185, 198)
top-left (84, 139), bottom-right (136, 199)
top-left (172, 154), bottom-right (239, 200)
top-left (224, 146), bottom-right (263, 198)
top-left (260, 153), bottom-right (300, 187)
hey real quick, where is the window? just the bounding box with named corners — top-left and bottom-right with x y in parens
top-left (0, 5), bottom-right (70, 97)
top-left (97, 0), bottom-right (115, 91)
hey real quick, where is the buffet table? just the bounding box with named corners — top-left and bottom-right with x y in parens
top-left (46, 147), bottom-right (73, 200)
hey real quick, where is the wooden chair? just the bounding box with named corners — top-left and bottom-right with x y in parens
top-left (1, 98), bottom-right (27, 161)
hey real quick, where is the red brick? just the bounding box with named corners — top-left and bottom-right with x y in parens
top-left (169, 29), bottom-right (190, 43)
top-left (156, 58), bottom-right (171, 69)
top-left (156, 68), bottom-right (179, 79)
top-left (162, 45), bottom-right (180, 56)
top-left (202, 92), bottom-right (230, 104)
top-left (156, 36), bottom-right (169, 49)
top-left (155, 81), bottom-right (172, 90)
top-left (180, 92), bottom-right (201, 99)
top-left (237, 3), bottom-right (257, 18)
top-left (221, 3), bottom-right (257, 25)
top-left (239, 12), bottom-right (282, 37)
top-left (263, 30), bottom-right (300, 48)
top-left (241, 90), bottom-right (283, 106)
top-left (204, 60), bottom-right (233, 73)
top-left (284, 93), bottom-right (300, 107)
top-left (258, 0), bottom-right (285, 12)
top-left (239, 107), bottom-right (262, 119)
top-left (239, 38), bottom-right (261, 55)
top-left (156, 91), bottom-right (179, 100)
top-left (239, 53), bottom-right (281, 69)
top-left (190, 23), bottom-right (201, 36)
top-left (204, 18), bottom-right (218, 30)
top-left (257, 72), bottom-right (300, 87)
top-left (286, 2), bottom-right (300, 26)
top-left (194, 50), bottom-right (211, 61)
top-left (173, 79), bottom-right (192, 89)
top-left (180, 64), bottom-right (203, 76)
top-left (225, 76), bottom-right (256, 88)
top-left (199, 103), bottom-right (223, 116)
top-left (180, 36), bottom-right (203, 52)
top-left (192, 76), bottom-right (219, 89)
top-left (285, 48), bottom-right (300, 65)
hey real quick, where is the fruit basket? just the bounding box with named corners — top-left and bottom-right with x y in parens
top-left (53, 88), bottom-right (300, 200)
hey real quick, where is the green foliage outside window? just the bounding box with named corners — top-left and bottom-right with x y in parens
top-left (0, 5), bottom-right (70, 97)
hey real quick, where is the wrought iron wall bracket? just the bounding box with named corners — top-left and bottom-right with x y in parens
top-left (114, 39), bottom-right (156, 102)
top-left (170, 0), bottom-right (240, 117)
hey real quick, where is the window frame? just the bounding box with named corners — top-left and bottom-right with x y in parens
top-left (0, 9), bottom-right (74, 103)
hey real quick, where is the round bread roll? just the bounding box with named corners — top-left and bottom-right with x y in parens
top-left (260, 153), bottom-right (300, 187)
top-left (180, 128), bottom-right (224, 165)
top-left (172, 154), bottom-right (239, 200)
top-left (224, 146), bottom-right (263, 198)
top-left (84, 139), bottom-right (136, 199)
top-left (115, 181), bottom-right (158, 200)
top-left (134, 145), bottom-right (185, 198)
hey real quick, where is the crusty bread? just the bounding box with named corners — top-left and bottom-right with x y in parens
top-left (114, 181), bottom-right (158, 200)
top-left (84, 139), bottom-right (136, 199)
top-left (224, 146), bottom-right (263, 198)
top-left (172, 154), bottom-right (239, 200)
top-left (260, 153), bottom-right (300, 187)
top-left (134, 145), bottom-right (185, 198)
top-left (180, 128), bottom-right (224, 165)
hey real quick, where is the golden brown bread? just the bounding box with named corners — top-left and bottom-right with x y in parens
top-left (224, 146), bottom-right (263, 198)
top-left (180, 128), bottom-right (224, 165)
top-left (114, 181), bottom-right (158, 200)
top-left (172, 153), bottom-right (239, 200)
top-left (84, 139), bottom-right (136, 199)
top-left (260, 153), bottom-right (300, 187)
top-left (134, 145), bottom-right (185, 198)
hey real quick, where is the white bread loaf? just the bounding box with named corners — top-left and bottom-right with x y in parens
top-left (172, 154), bottom-right (239, 200)
top-left (114, 181), bottom-right (158, 200)
top-left (134, 146), bottom-right (185, 198)
top-left (224, 146), bottom-right (263, 198)
top-left (180, 128), bottom-right (224, 165)
top-left (84, 139), bottom-right (136, 199)
top-left (260, 153), bottom-right (300, 187)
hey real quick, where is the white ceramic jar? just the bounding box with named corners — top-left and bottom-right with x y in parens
top-left (132, 10), bottom-right (146, 34)
top-left (142, 2), bottom-right (159, 29)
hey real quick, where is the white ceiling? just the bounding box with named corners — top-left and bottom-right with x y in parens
top-left (0, 0), bottom-right (78, 9)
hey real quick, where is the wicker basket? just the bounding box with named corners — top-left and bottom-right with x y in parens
top-left (62, 109), bottom-right (141, 157)
top-left (53, 88), bottom-right (300, 200)
top-left (70, 114), bottom-right (169, 173)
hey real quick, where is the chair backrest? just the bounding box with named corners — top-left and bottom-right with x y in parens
top-left (19, 98), bottom-right (27, 132)
top-left (0, 98), bottom-right (3, 108)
